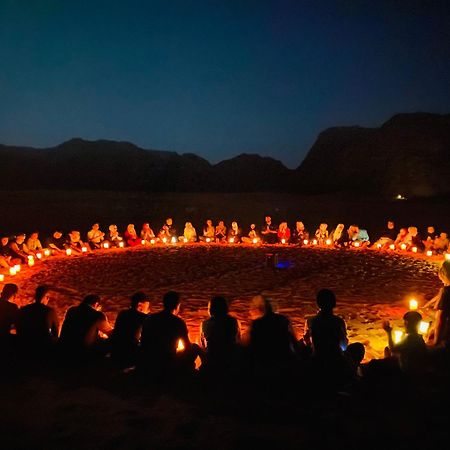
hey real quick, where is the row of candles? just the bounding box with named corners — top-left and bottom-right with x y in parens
top-left (392, 298), bottom-right (431, 344)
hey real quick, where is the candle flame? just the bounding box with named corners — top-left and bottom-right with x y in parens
top-left (229, 238), bottom-right (234, 244)
top-left (418, 321), bottom-right (430, 334)
top-left (176, 339), bottom-right (185, 352)
top-left (66, 249), bottom-right (72, 256)
top-left (326, 239), bottom-right (332, 245)
top-left (409, 299), bottom-right (418, 310)
top-left (9, 267), bottom-right (17, 276)
top-left (206, 237), bottom-right (211, 243)
top-left (252, 238), bottom-right (258, 244)
top-left (44, 249), bottom-right (50, 256)
top-left (281, 238), bottom-right (286, 244)
top-left (303, 239), bottom-right (309, 245)
top-left (81, 246), bottom-right (88, 252)
top-left (426, 250), bottom-right (433, 257)
top-left (412, 247), bottom-right (417, 253)
top-left (171, 237), bottom-right (177, 244)
top-left (393, 330), bottom-right (404, 344)
top-left (0, 274), bottom-right (4, 282)
top-left (150, 239), bottom-right (155, 245)
top-left (389, 244), bottom-right (395, 250)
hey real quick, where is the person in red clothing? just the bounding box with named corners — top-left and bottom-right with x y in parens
top-left (124, 224), bottom-right (140, 247)
top-left (277, 221), bottom-right (291, 243)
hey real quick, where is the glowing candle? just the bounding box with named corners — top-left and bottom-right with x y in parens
top-left (103, 242), bottom-right (109, 249)
top-left (400, 243), bottom-right (407, 251)
top-left (409, 299), bottom-right (418, 310)
top-left (252, 238), bottom-right (258, 244)
top-left (162, 237), bottom-right (167, 243)
top-left (281, 238), bottom-right (286, 244)
top-left (81, 246), bottom-right (88, 253)
top-left (0, 274), bottom-right (4, 282)
top-left (426, 250), bottom-right (433, 257)
top-left (118, 241), bottom-right (124, 248)
top-left (445, 253), bottom-right (450, 261)
top-left (393, 330), bottom-right (404, 344)
top-left (418, 321), bottom-right (430, 334)
top-left (229, 237), bottom-right (235, 244)
top-left (176, 339), bottom-right (185, 352)
top-left (326, 239), bottom-right (332, 246)
top-left (354, 242), bottom-right (360, 248)
top-left (36, 252), bottom-right (42, 260)
top-left (43, 249), bottom-right (50, 257)
top-left (389, 244), bottom-right (395, 250)
top-left (141, 239), bottom-right (146, 245)
top-left (183, 237), bottom-right (188, 243)
top-left (303, 239), bottom-right (309, 245)
top-left (171, 237), bottom-right (177, 244)
top-left (27, 255), bottom-right (34, 261)
top-left (14, 264), bottom-right (21, 272)
top-left (66, 248), bottom-right (72, 256)
top-left (28, 258), bottom-right (35, 267)
top-left (312, 239), bottom-right (318, 246)
top-left (206, 237), bottom-right (211, 243)
top-left (412, 247), bottom-right (418, 253)
top-left (9, 267), bottom-right (16, 276)
top-left (376, 243), bottom-right (382, 249)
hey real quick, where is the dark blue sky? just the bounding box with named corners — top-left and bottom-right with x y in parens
top-left (1, 0), bottom-right (449, 168)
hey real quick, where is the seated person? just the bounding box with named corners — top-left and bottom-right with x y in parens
top-left (394, 227), bottom-right (408, 248)
top-left (404, 226), bottom-right (424, 251)
top-left (382, 311), bottom-right (428, 374)
top-left (346, 225), bottom-right (359, 245)
top-left (66, 230), bottom-right (88, 253)
top-left (59, 294), bottom-right (113, 361)
top-left (199, 219), bottom-right (215, 242)
top-left (111, 292), bottom-right (150, 367)
top-left (215, 221), bottom-right (227, 243)
top-left (261, 215), bottom-right (278, 244)
top-left (16, 285), bottom-right (59, 356)
top-left (140, 223), bottom-right (155, 244)
top-left (314, 223), bottom-right (329, 245)
top-left (0, 253), bottom-right (9, 270)
top-left (241, 224), bottom-right (259, 243)
top-left (159, 218), bottom-right (177, 239)
top-left (181, 222), bottom-right (197, 242)
top-left (303, 289), bottom-right (348, 360)
top-left (277, 221), bottom-right (291, 243)
top-left (227, 221), bottom-right (242, 243)
top-left (139, 291), bottom-right (199, 377)
top-left (87, 223), bottom-right (105, 249)
top-left (372, 220), bottom-right (396, 249)
top-left (45, 230), bottom-right (66, 253)
top-left (0, 235), bottom-right (18, 268)
top-left (433, 232), bottom-right (449, 254)
top-left (108, 224), bottom-right (124, 247)
top-left (0, 283), bottom-right (20, 342)
top-left (9, 233), bottom-right (31, 263)
top-left (200, 296), bottom-right (241, 372)
top-left (423, 226), bottom-right (437, 250)
top-left (354, 227), bottom-right (370, 247)
top-left (248, 295), bottom-right (297, 370)
top-left (329, 223), bottom-right (346, 247)
top-left (26, 231), bottom-right (43, 253)
top-left (124, 224), bottom-right (140, 247)
top-left (292, 221), bottom-right (309, 245)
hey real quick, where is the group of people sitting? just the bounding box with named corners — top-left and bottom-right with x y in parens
top-left (1, 259), bottom-right (449, 387)
top-left (1, 217), bottom-right (449, 273)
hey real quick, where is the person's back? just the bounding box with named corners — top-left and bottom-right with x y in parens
top-left (16, 287), bottom-right (59, 355)
top-left (0, 284), bottom-right (20, 340)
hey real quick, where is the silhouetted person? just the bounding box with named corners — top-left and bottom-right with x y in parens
top-left (139, 291), bottom-right (198, 379)
top-left (261, 216), bottom-right (277, 244)
top-left (0, 284), bottom-right (20, 347)
top-left (111, 292), bottom-right (150, 368)
top-left (59, 294), bottom-right (113, 363)
top-left (16, 285), bottom-right (59, 358)
top-left (200, 296), bottom-right (241, 373)
top-left (248, 295), bottom-right (297, 372)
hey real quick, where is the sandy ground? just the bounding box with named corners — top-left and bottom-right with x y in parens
top-left (1, 244), bottom-right (448, 450)
top-left (6, 243), bottom-right (443, 361)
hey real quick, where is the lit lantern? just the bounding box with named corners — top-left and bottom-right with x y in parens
top-left (229, 237), bottom-right (235, 244)
top-left (400, 243), bottom-right (407, 251)
top-left (14, 264), bottom-right (21, 272)
top-left (409, 299), bottom-right (418, 310)
top-left (9, 267), bottom-right (17, 276)
top-left (171, 236), bottom-right (177, 244)
top-left (412, 247), bottom-right (418, 253)
top-left (303, 239), bottom-right (309, 245)
top-left (141, 239), bottom-right (146, 245)
top-left (252, 238), bottom-right (258, 244)
top-left (118, 241), bottom-right (125, 248)
top-left (162, 237), bottom-right (167, 244)
top-left (183, 237), bottom-right (188, 243)
top-left (354, 242), bottom-right (360, 248)
top-left (281, 238), bottom-right (286, 244)
top-left (176, 339), bottom-right (185, 352)
top-left (0, 274), bottom-right (4, 282)
top-left (206, 237), bottom-right (211, 243)
top-left (36, 252), bottom-right (43, 260)
top-left (393, 330), bottom-right (404, 344)
top-left (445, 253), bottom-right (450, 261)
top-left (312, 239), bottom-right (318, 246)
top-left (28, 258), bottom-right (35, 267)
top-left (43, 249), bottom-right (51, 256)
top-left (389, 244), bottom-right (395, 250)
top-left (426, 250), bottom-right (433, 257)
top-left (326, 239), bottom-right (331, 246)
top-left (418, 321), bottom-right (430, 335)
top-left (27, 255), bottom-right (34, 261)
top-left (376, 243), bottom-right (382, 249)
top-left (66, 248), bottom-right (72, 256)
top-left (81, 246), bottom-right (88, 253)
top-left (150, 239), bottom-right (155, 245)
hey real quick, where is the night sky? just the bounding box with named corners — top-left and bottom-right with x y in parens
top-left (1, 0), bottom-right (449, 168)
